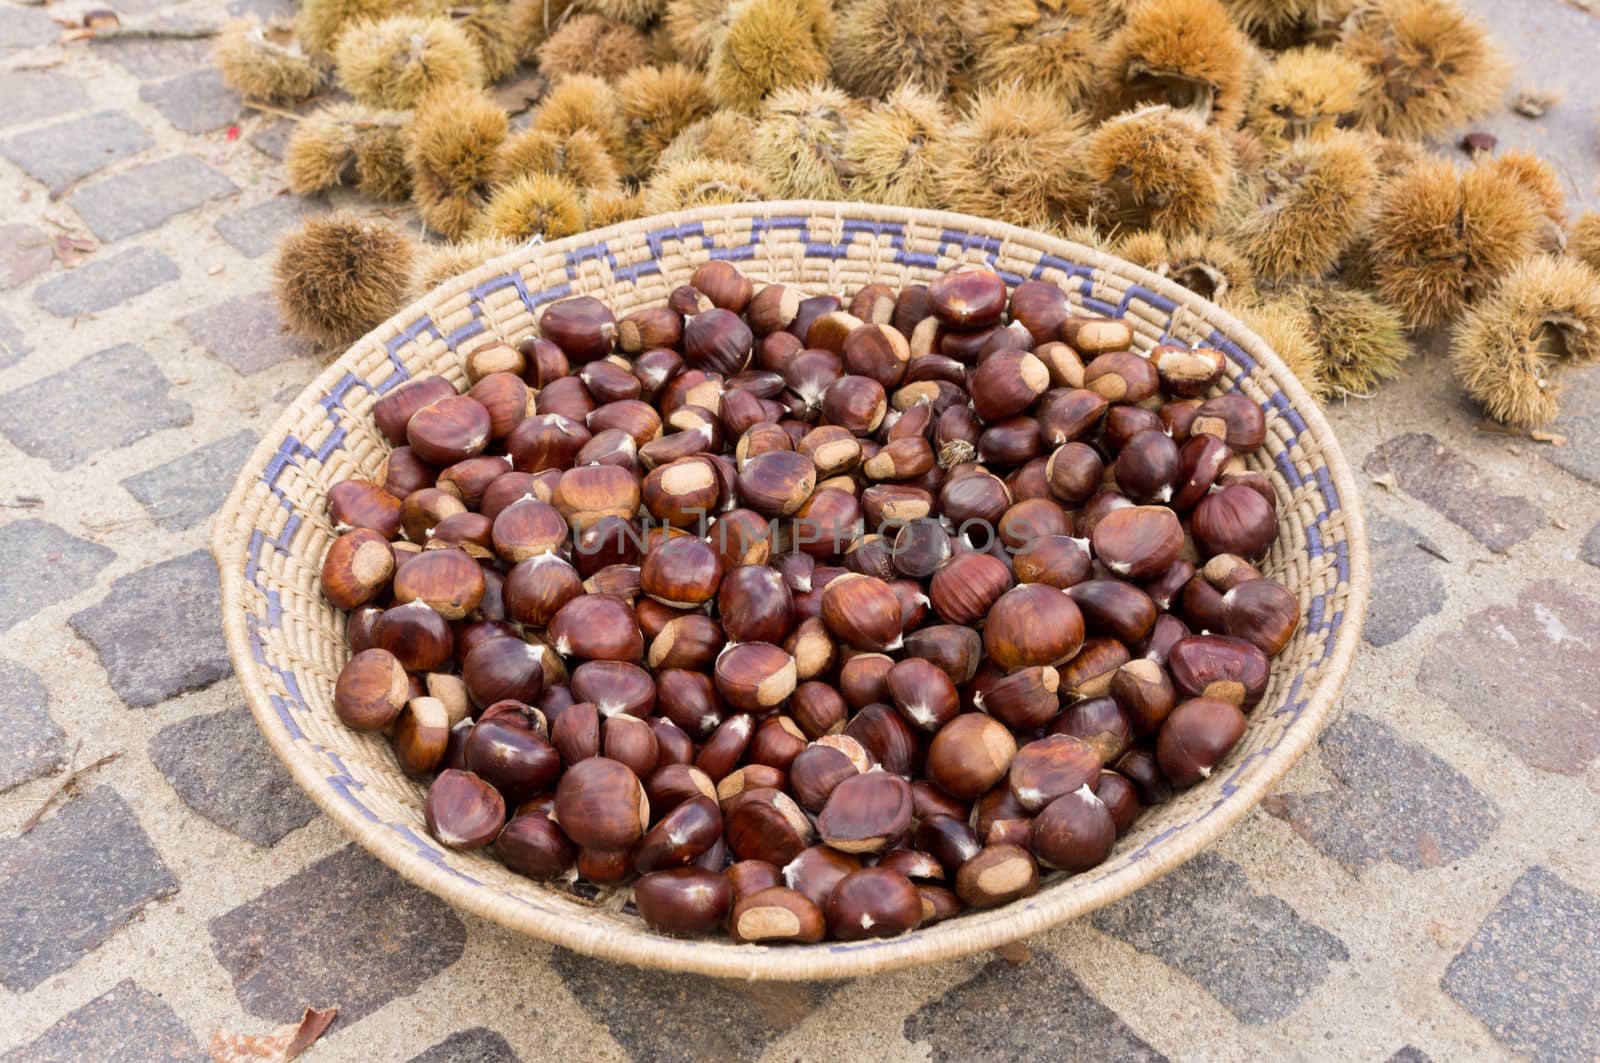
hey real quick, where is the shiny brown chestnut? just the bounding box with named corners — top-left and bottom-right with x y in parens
top-left (695, 713), bottom-right (755, 781)
top-left (1114, 430), bottom-right (1182, 504)
top-left (928, 268), bottom-right (1007, 329)
top-left (1220, 578), bottom-right (1300, 655)
top-left (1052, 695), bottom-right (1134, 765)
top-left (790, 680), bottom-right (848, 739)
top-left (425, 769), bottom-right (507, 850)
top-left (713, 642), bottom-right (797, 712)
top-left (540, 295), bottom-right (615, 363)
top-left (820, 573), bottom-right (905, 652)
top-left (548, 594), bottom-right (644, 662)
top-left (1154, 345), bottom-right (1226, 396)
top-left (1067, 579), bottom-right (1158, 644)
top-left (782, 845), bottom-right (861, 908)
top-left (825, 867), bottom-right (922, 940)
top-left (463, 637), bottom-right (545, 709)
top-left (1192, 483), bottom-right (1277, 561)
top-left (729, 886), bottom-right (825, 943)
top-left (1058, 637), bottom-right (1132, 701)
top-left (1031, 785), bottom-right (1116, 871)
top-left (321, 528), bottom-right (394, 610)
top-left (1083, 351), bottom-right (1159, 405)
top-left (464, 703), bottom-right (559, 804)
top-left (1192, 392), bottom-right (1266, 451)
top-left (954, 844), bottom-right (1040, 908)
top-left (926, 714), bottom-right (1017, 799)
top-left (1011, 534), bottom-right (1092, 589)
top-left (393, 696), bottom-right (451, 776)
top-left (334, 647), bottom-right (410, 731)
top-left (820, 375), bottom-right (888, 435)
top-left (817, 770), bottom-right (913, 854)
top-left (928, 552), bottom-right (1013, 626)
top-left (1091, 505), bottom-right (1184, 581)
top-left (553, 756), bottom-right (649, 850)
top-left (374, 376), bottom-right (456, 444)
top-left (886, 659), bottom-right (960, 733)
top-left (393, 546), bottom-right (485, 620)
top-left (1157, 696), bottom-right (1247, 786)
top-left (1167, 634), bottom-right (1271, 707)
top-left (494, 810), bottom-right (575, 879)
top-left (983, 584), bottom-right (1085, 670)
top-left (1110, 658), bottom-right (1178, 735)
top-left (633, 795), bottom-right (722, 872)
top-left (329, 479), bottom-right (404, 539)
top-left (1096, 770), bottom-right (1142, 835)
top-left (407, 394), bottom-right (492, 466)
top-left (902, 625), bottom-right (983, 686)
top-left (635, 867), bottom-right (733, 936)
top-left (724, 787), bottom-right (814, 865)
top-left (371, 600), bottom-right (454, 672)
top-left (1009, 734), bottom-right (1101, 812)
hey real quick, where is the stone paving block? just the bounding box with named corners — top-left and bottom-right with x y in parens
top-left (139, 69), bottom-right (242, 134)
top-left (1363, 512), bottom-right (1447, 647)
top-left (0, 223), bottom-right (54, 291)
top-left (1387, 1049), bottom-right (1432, 1063)
top-left (69, 550), bottom-right (231, 709)
top-left (1090, 851), bottom-right (1349, 1024)
top-left (148, 706), bottom-right (317, 846)
top-left (407, 1029), bottom-right (522, 1063)
top-left (247, 119), bottom-right (294, 161)
top-left (551, 948), bottom-right (839, 1062)
top-left (1418, 580), bottom-right (1600, 775)
top-left (0, 308), bottom-right (30, 369)
top-left (121, 430), bottom-right (258, 530)
top-left (210, 844), bottom-right (466, 1024)
top-left (94, 36), bottom-right (215, 79)
top-left (0, 343), bottom-right (191, 468)
top-left (68, 155), bottom-right (236, 244)
top-left (0, 658), bottom-right (66, 794)
top-left (0, 72), bottom-right (90, 129)
top-left (0, 520), bottom-right (114, 632)
top-left (1548, 370), bottom-right (1600, 484)
top-left (904, 953), bottom-right (1167, 1062)
top-left (215, 197), bottom-right (313, 258)
top-left (0, 111), bottom-right (153, 192)
top-left (0, 4), bottom-right (58, 50)
top-left (179, 292), bottom-right (314, 375)
top-left (1363, 433), bottom-right (1544, 552)
top-left (0, 979), bottom-right (205, 1063)
top-left (1262, 712), bottom-right (1498, 873)
top-left (0, 787), bottom-right (179, 992)
top-left (1584, 522), bottom-right (1600, 568)
top-left (32, 247), bottom-right (179, 317)
top-left (1442, 867), bottom-right (1600, 1061)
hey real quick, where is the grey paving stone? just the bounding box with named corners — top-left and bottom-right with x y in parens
top-left (138, 69), bottom-right (242, 134)
top-left (68, 155), bottom-right (236, 243)
top-left (148, 706), bottom-right (317, 846)
top-left (0, 343), bottom-right (191, 468)
top-left (1387, 1049), bottom-right (1432, 1063)
top-left (0, 111), bottom-right (153, 192)
top-left (1263, 712), bottom-right (1499, 873)
top-left (121, 430), bottom-right (258, 530)
top-left (247, 119), bottom-right (294, 161)
top-left (551, 948), bottom-right (839, 1062)
top-left (1548, 369), bottom-right (1600, 485)
top-left (0, 307), bottom-right (30, 369)
top-left (904, 952), bottom-right (1168, 1063)
top-left (0, 72), bottom-right (90, 129)
top-left (0, 4), bottom-right (58, 50)
top-left (69, 550), bottom-right (230, 709)
top-left (32, 247), bottom-right (179, 317)
top-left (1442, 867), bottom-right (1600, 1062)
top-left (0, 979), bottom-right (205, 1063)
top-left (1418, 580), bottom-right (1600, 775)
top-left (179, 292), bottom-right (314, 375)
top-left (215, 197), bottom-right (313, 258)
top-left (0, 520), bottom-right (114, 632)
top-left (1584, 522), bottom-right (1600, 568)
top-left (0, 658), bottom-right (66, 794)
top-left (209, 844), bottom-right (467, 1024)
top-left (1363, 433), bottom-right (1544, 552)
top-left (407, 1029), bottom-right (522, 1063)
top-left (0, 223), bottom-right (54, 292)
top-left (1364, 512), bottom-right (1447, 647)
top-left (94, 36), bottom-right (214, 79)
top-left (1090, 851), bottom-right (1349, 1024)
top-left (0, 787), bottom-right (179, 992)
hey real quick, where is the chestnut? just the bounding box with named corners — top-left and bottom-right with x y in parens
top-left (974, 665), bottom-right (1061, 732)
top-left (782, 845), bottom-right (861, 908)
top-left (644, 763), bottom-right (716, 814)
top-left (1058, 637), bottom-right (1131, 702)
top-left (1167, 634), bottom-right (1270, 707)
top-left (408, 394), bottom-right (491, 466)
top-left (552, 464), bottom-right (642, 529)
top-left (424, 769), bottom-right (506, 850)
top-left (601, 713), bottom-right (660, 777)
top-left (789, 680), bottom-right (848, 740)
top-left (329, 479), bottom-right (404, 539)
top-left (735, 449), bottom-right (816, 517)
top-left (788, 739), bottom-right (863, 812)
top-left (1031, 785), bottom-right (1115, 871)
top-left (691, 260), bottom-right (754, 312)
top-left (540, 295), bottom-right (615, 363)
top-left (1083, 351), bottom-right (1159, 405)
top-left (954, 844), bottom-right (1039, 908)
top-left (695, 713), bottom-right (754, 781)
top-left (1220, 579), bottom-right (1300, 655)
top-left (983, 584), bottom-right (1085, 670)
top-left (399, 487), bottom-right (465, 544)
top-left (886, 659), bottom-right (960, 733)
top-left (1067, 580), bottom-right (1158, 644)
top-left (334, 647), bottom-right (410, 731)
top-left (547, 594), bottom-right (644, 662)
top-left (724, 787), bottom-right (813, 864)
top-left (393, 547), bottom-right (485, 620)
top-left (825, 867), bottom-right (922, 940)
top-left (729, 886), bottom-right (825, 943)
top-left (374, 375), bottom-right (456, 444)
top-left (553, 757), bottom-right (649, 850)
top-left (552, 700), bottom-right (599, 766)
top-left (1154, 345), bottom-right (1225, 396)
top-left (508, 413), bottom-right (590, 473)
top-left (657, 670), bottom-right (724, 739)
top-left (820, 375), bottom-right (888, 435)
top-left (570, 660), bottom-right (656, 719)
top-left (1110, 658), bottom-right (1177, 735)
top-left (464, 703), bottom-right (559, 804)
top-left (635, 867), bottom-right (733, 936)
top-left (1114, 748), bottom-right (1172, 805)
top-left (393, 696), bottom-right (451, 776)
top-left (1192, 483), bottom-right (1277, 561)
top-left (494, 809), bottom-right (575, 879)
top-left (1192, 393), bottom-right (1266, 451)
top-left (1044, 443), bottom-right (1103, 505)
top-left (1037, 388), bottom-right (1109, 445)
top-left (902, 625), bottom-right (983, 686)
top-left (503, 554), bottom-right (583, 628)
top-left (926, 714), bottom-right (1017, 799)
top-left (928, 552), bottom-right (1013, 627)
top-left (817, 770), bottom-right (913, 854)
top-left (321, 529), bottom-right (394, 610)
top-left (1012, 534), bottom-right (1092, 589)
top-left (646, 613), bottom-right (727, 672)
top-left (463, 638), bottom-right (545, 709)
top-left (1009, 734), bottom-right (1100, 812)
top-left (1096, 770), bottom-right (1141, 835)
top-left (928, 268), bottom-right (1007, 329)
top-left (1113, 430), bottom-right (1182, 504)
top-left (1059, 316), bottom-right (1133, 356)
top-left (971, 351), bottom-right (1050, 422)
top-left (820, 573), bottom-right (904, 652)
top-left (633, 794), bottom-right (722, 872)
top-left (371, 600), bottom-right (454, 672)
top-left (784, 616), bottom-right (837, 681)
top-left (713, 642), bottom-right (797, 712)
top-left (1052, 695), bottom-right (1134, 765)
top-left (684, 308), bottom-right (753, 375)
top-left (1157, 696), bottom-right (1247, 786)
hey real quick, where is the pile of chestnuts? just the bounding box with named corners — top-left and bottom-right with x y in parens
top-left (322, 259), bottom-right (1300, 944)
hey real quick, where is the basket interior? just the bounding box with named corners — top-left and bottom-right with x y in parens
top-left (214, 203), bottom-right (1364, 980)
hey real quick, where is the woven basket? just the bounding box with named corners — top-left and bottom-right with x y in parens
top-left (212, 201), bottom-right (1367, 980)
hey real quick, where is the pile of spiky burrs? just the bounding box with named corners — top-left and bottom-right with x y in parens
top-left (247, 0), bottom-right (1600, 429)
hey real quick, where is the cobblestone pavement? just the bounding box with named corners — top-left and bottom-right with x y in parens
top-left (2, 0), bottom-right (1599, 1059)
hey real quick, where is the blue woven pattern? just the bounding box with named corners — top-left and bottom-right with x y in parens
top-left (222, 205), bottom-right (1358, 961)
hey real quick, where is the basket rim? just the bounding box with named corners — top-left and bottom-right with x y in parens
top-left (212, 200), bottom-right (1368, 980)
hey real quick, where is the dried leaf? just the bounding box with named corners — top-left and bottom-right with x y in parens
top-left (1369, 470), bottom-right (1399, 493)
top-left (1512, 87), bottom-right (1561, 118)
top-left (1530, 430), bottom-right (1568, 446)
top-left (52, 235), bottom-right (95, 267)
top-left (210, 1007), bottom-right (337, 1063)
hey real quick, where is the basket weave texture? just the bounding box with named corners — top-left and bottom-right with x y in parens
top-left (212, 201), bottom-right (1368, 980)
